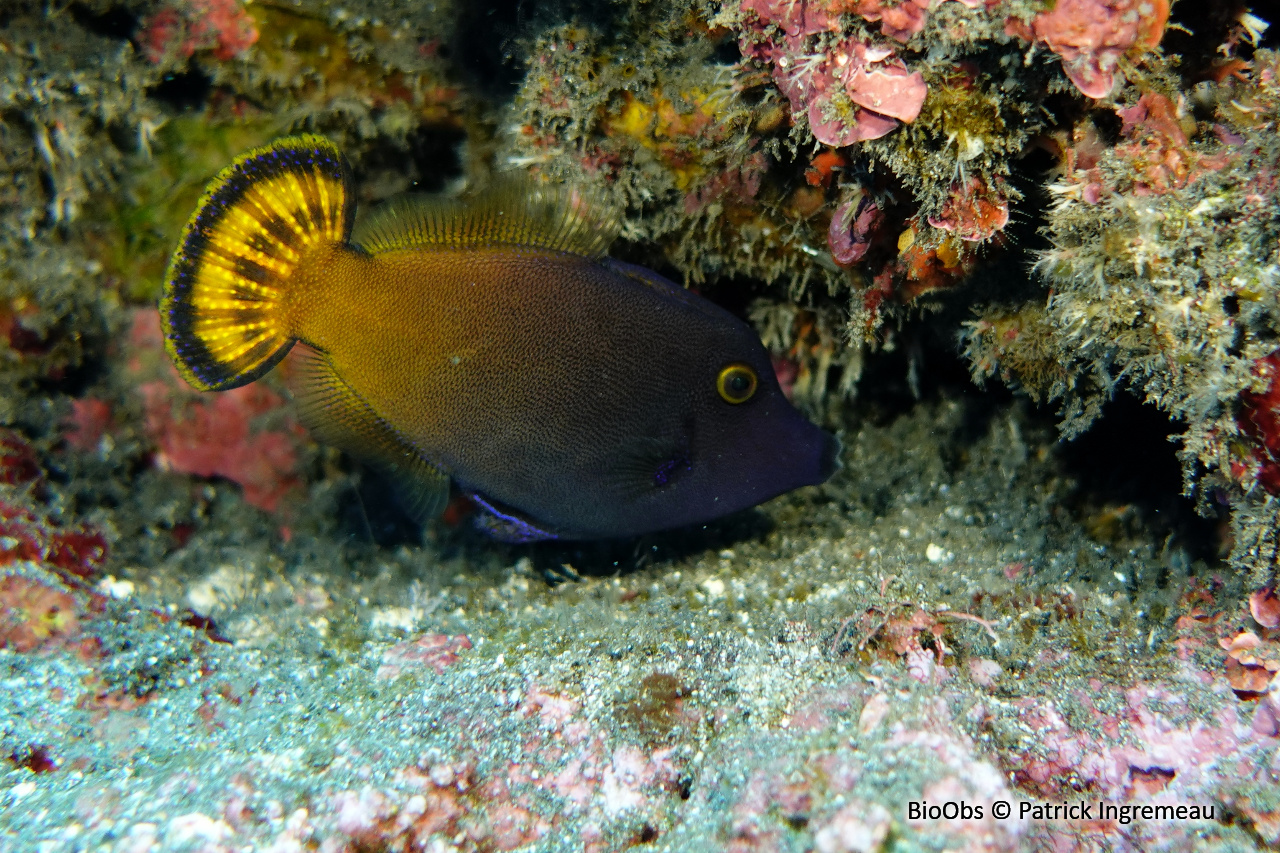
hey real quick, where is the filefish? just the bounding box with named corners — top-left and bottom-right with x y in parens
top-left (160, 135), bottom-right (837, 541)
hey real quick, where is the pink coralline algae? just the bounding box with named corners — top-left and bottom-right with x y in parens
top-left (928, 176), bottom-right (1011, 241)
top-left (0, 440), bottom-right (107, 657)
top-left (0, 575), bottom-right (82, 654)
top-left (1219, 630), bottom-right (1279, 696)
top-left (832, 605), bottom-right (974, 684)
top-left (811, 43), bottom-right (925, 145)
top-left (738, 3), bottom-right (927, 146)
top-left (852, 0), bottom-right (993, 42)
top-left (517, 683), bottom-right (684, 819)
top-left (138, 0), bottom-right (259, 64)
top-left (1111, 91), bottom-right (1203, 193)
top-left (298, 682), bottom-right (684, 851)
top-left (1052, 89), bottom-right (1235, 209)
top-left (1252, 586), bottom-right (1280, 630)
top-left (1000, 678), bottom-right (1263, 801)
top-left (740, 0), bottom-right (838, 38)
top-left (0, 428), bottom-right (42, 486)
top-left (1005, 0), bottom-right (1172, 99)
top-left (326, 781), bottom-right (494, 852)
top-left (829, 189), bottom-right (880, 262)
top-left (740, 0), bottom-right (983, 43)
top-left (377, 633), bottom-right (473, 680)
top-left (813, 799), bottom-right (891, 853)
top-left (699, 686), bottom-right (1027, 853)
top-left (139, 381), bottom-right (305, 513)
top-left (843, 47), bottom-right (928, 122)
top-left (1238, 350), bottom-right (1280, 495)
top-left (0, 432), bottom-right (109, 583)
top-left (852, 0), bottom-right (931, 42)
top-left (0, 500), bottom-right (109, 583)
top-left (683, 153), bottom-right (767, 215)
top-left (128, 311), bottom-right (308, 514)
top-left (61, 398), bottom-right (113, 454)
top-left (1254, 684), bottom-right (1280, 740)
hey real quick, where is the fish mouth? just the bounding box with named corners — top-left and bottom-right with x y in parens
top-left (740, 410), bottom-right (839, 500)
top-left (791, 420), bottom-right (839, 489)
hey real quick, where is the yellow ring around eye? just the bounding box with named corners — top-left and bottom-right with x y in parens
top-left (717, 363), bottom-right (758, 404)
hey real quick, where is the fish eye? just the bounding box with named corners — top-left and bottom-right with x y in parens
top-left (716, 363), bottom-right (758, 404)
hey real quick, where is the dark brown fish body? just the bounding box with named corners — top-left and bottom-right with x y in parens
top-left (161, 136), bottom-right (837, 540)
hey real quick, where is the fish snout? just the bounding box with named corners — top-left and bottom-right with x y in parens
top-left (744, 407), bottom-right (839, 496)
top-left (790, 417), bottom-right (840, 489)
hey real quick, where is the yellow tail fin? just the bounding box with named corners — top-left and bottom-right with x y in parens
top-left (160, 134), bottom-right (354, 391)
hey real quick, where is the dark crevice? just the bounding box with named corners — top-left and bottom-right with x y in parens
top-left (1163, 1), bottom-right (1253, 82)
top-left (356, 125), bottom-right (468, 195)
top-left (146, 67), bottom-right (213, 112)
top-left (336, 467), bottom-right (423, 550)
top-left (452, 0), bottom-right (635, 98)
top-left (69, 3), bottom-right (138, 41)
top-left (1057, 394), bottom-right (1224, 562)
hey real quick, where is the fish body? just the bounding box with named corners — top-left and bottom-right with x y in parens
top-left (161, 136), bottom-right (837, 540)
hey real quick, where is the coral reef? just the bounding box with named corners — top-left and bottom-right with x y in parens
top-left (502, 0), bottom-right (1173, 356)
top-left (130, 311), bottom-right (311, 514)
top-left (966, 47), bottom-right (1280, 584)
top-left (0, 0), bottom-right (469, 552)
top-left (0, 429), bottom-right (109, 585)
top-left (0, 0), bottom-right (466, 420)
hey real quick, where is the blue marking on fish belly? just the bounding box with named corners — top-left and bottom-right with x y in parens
top-left (469, 493), bottom-right (560, 543)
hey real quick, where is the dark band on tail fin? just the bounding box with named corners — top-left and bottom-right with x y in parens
top-left (161, 134), bottom-right (355, 391)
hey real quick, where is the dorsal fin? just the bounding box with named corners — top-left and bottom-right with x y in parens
top-left (351, 180), bottom-right (620, 259)
top-left (291, 347), bottom-right (450, 523)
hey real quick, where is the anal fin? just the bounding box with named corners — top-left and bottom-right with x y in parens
top-left (292, 347), bottom-right (449, 523)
